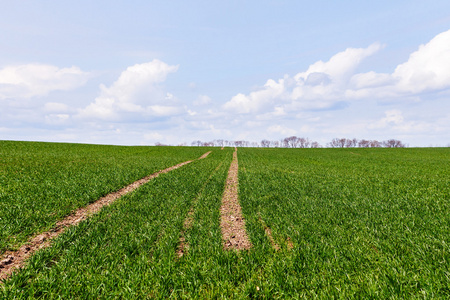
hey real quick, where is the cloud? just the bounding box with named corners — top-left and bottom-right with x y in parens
top-left (223, 77), bottom-right (288, 114)
top-left (294, 43), bottom-right (383, 84)
top-left (223, 43), bottom-right (383, 114)
top-left (194, 94), bottom-right (212, 106)
top-left (0, 64), bottom-right (89, 99)
top-left (267, 124), bottom-right (296, 136)
top-left (368, 110), bottom-right (404, 129)
top-left (393, 30), bottom-right (450, 94)
top-left (44, 102), bottom-right (70, 113)
top-left (349, 29), bottom-right (450, 99)
top-left (79, 59), bottom-right (181, 121)
top-left (224, 29), bottom-right (450, 117)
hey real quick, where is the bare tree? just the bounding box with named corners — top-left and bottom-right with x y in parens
top-left (328, 138), bottom-right (346, 148)
top-left (358, 139), bottom-right (370, 148)
top-left (261, 139), bottom-right (271, 148)
top-left (272, 140), bottom-right (280, 148)
top-left (369, 140), bottom-right (381, 148)
top-left (298, 137), bottom-right (311, 148)
top-left (283, 136), bottom-right (299, 148)
top-left (311, 141), bottom-right (321, 148)
top-left (383, 139), bottom-right (405, 148)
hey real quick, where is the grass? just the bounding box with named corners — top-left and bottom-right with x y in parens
top-left (0, 141), bottom-right (209, 254)
top-left (1, 144), bottom-right (449, 298)
top-left (1, 148), bottom-right (234, 298)
top-left (237, 147), bottom-right (450, 298)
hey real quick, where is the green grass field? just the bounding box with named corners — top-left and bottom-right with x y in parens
top-left (0, 141), bottom-right (209, 255)
top-left (1, 142), bottom-right (449, 298)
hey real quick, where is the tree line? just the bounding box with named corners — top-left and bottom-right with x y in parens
top-left (188, 137), bottom-right (406, 148)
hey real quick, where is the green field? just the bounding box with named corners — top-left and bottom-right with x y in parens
top-left (0, 141), bottom-right (210, 255)
top-left (1, 142), bottom-right (449, 298)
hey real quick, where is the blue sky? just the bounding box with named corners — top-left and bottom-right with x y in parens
top-left (1, 1), bottom-right (450, 146)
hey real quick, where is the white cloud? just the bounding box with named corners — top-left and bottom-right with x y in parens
top-left (294, 43), bottom-right (383, 84)
top-left (44, 102), bottom-right (70, 113)
top-left (368, 110), bottom-right (404, 129)
top-left (78, 59), bottom-right (181, 121)
top-left (349, 29), bottom-right (450, 99)
top-left (194, 94), bottom-right (212, 106)
top-left (367, 109), bottom-right (435, 134)
top-left (223, 43), bottom-right (383, 114)
top-left (223, 77), bottom-right (288, 113)
top-left (393, 30), bottom-right (450, 94)
top-left (267, 124), bottom-right (296, 136)
top-left (223, 29), bottom-right (450, 117)
top-left (0, 64), bottom-right (89, 99)
top-left (44, 114), bottom-right (70, 125)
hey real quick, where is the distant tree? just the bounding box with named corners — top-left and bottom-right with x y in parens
top-left (261, 139), bottom-right (271, 148)
top-left (297, 137), bottom-right (311, 148)
top-left (283, 136), bottom-right (299, 148)
top-left (358, 139), bottom-right (370, 148)
top-left (214, 139), bottom-right (224, 147)
top-left (272, 140), bottom-right (280, 148)
top-left (383, 139), bottom-right (405, 148)
top-left (344, 138), bottom-right (357, 148)
top-left (311, 141), bottom-right (321, 148)
top-left (370, 140), bottom-right (381, 148)
top-left (328, 138), bottom-right (346, 148)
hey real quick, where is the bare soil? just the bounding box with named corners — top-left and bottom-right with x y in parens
top-left (199, 151), bottom-right (211, 160)
top-left (220, 148), bottom-right (251, 250)
top-left (0, 152), bottom-right (210, 282)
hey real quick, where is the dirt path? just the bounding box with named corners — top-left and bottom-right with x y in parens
top-left (220, 148), bottom-right (251, 250)
top-left (0, 152), bottom-right (210, 282)
top-left (199, 151), bottom-right (211, 160)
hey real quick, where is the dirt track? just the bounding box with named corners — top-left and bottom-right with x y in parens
top-left (220, 148), bottom-right (251, 250)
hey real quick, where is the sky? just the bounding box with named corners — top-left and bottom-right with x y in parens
top-left (1, 0), bottom-right (450, 147)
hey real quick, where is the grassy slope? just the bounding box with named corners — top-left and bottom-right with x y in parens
top-left (0, 141), bottom-right (209, 254)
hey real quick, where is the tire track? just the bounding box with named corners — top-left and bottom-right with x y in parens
top-left (220, 148), bottom-right (251, 250)
top-left (0, 152), bottom-right (210, 282)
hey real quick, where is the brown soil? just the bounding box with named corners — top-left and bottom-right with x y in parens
top-left (199, 151), bottom-right (211, 160)
top-left (220, 148), bottom-right (251, 250)
top-left (0, 152), bottom-right (210, 282)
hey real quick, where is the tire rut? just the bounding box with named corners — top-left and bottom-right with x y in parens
top-left (220, 148), bottom-right (251, 250)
